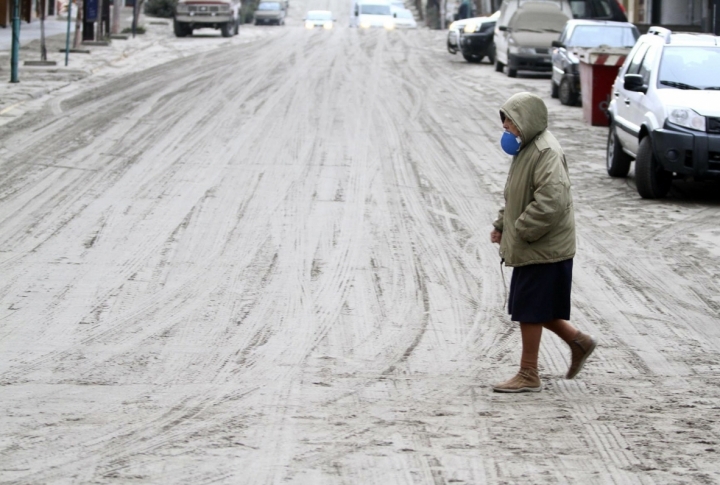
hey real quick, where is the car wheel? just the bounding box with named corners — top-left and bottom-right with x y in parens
top-left (234, 18), bottom-right (240, 35)
top-left (487, 48), bottom-right (495, 65)
top-left (173, 19), bottom-right (187, 37)
top-left (606, 122), bottom-right (632, 177)
top-left (221, 21), bottom-right (233, 37)
top-left (635, 136), bottom-right (672, 199)
top-left (494, 49), bottom-right (503, 72)
top-left (551, 80), bottom-right (559, 98)
top-left (507, 66), bottom-right (517, 77)
top-left (559, 77), bottom-right (579, 106)
top-left (462, 51), bottom-right (479, 63)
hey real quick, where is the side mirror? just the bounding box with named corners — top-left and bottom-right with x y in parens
top-left (623, 74), bottom-right (647, 93)
top-left (498, 25), bottom-right (507, 31)
top-left (393, 12), bottom-right (397, 17)
top-left (551, 40), bottom-right (564, 48)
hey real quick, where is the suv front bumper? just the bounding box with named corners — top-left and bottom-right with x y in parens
top-left (508, 53), bottom-right (552, 72)
top-left (653, 124), bottom-right (720, 179)
top-left (176, 13), bottom-right (234, 23)
top-left (460, 32), bottom-right (493, 57)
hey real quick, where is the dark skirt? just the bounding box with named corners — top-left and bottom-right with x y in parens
top-left (508, 259), bottom-right (573, 323)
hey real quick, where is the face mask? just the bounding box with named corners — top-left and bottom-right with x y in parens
top-left (500, 131), bottom-right (522, 155)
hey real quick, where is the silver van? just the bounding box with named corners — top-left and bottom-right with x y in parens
top-left (494, 1), bottom-right (570, 77)
top-left (493, 0), bottom-right (628, 76)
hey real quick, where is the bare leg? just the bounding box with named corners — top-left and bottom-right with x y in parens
top-left (542, 318), bottom-right (578, 343)
top-left (520, 322), bottom-right (543, 370)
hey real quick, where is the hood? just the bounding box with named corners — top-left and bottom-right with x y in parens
top-left (500, 92), bottom-right (548, 145)
top-left (656, 89), bottom-right (720, 118)
top-left (510, 30), bottom-right (560, 48)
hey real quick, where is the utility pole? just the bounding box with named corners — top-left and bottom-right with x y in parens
top-left (112, 0), bottom-right (120, 33)
top-left (10, 0), bottom-right (20, 82)
top-left (97, 0), bottom-right (105, 40)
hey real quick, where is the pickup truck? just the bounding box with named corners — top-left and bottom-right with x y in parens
top-left (174, 0), bottom-right (241, 37)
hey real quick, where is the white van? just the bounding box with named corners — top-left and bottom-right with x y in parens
top-left (352, 0), bottom-right (395, 29)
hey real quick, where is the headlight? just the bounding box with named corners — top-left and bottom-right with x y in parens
top-left (384, 20), bottom-right (394, 29)
top-left (218, 4), bottom-right (230, 11)
top-left (667, 106), bottom-right (706, 131)
top-left (305, 20), bottom-right (314, 28)
top-left (448, 21), bottom-right (457, 30)
top-left (463, 23), bottom-right (476, 33)
top-left (323, 21), bottom-right (333, 29)
top-left (360, 20), bottom-right (371, 28)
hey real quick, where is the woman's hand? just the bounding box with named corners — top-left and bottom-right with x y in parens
top-left (490, 229), bottom-right (502, 244)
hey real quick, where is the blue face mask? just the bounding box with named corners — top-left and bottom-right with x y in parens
top-left (500, 131), bottom-right (522, 155)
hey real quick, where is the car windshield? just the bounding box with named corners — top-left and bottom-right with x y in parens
top-left (395, 9), bottom-right (413, 18)
top-left (658, 46), bottom-right (720, 90)
top-left (567, 25), bottom-right (638, 47)
top-left (257, 2), bottom-right (280, 9)
top-left (511, 10), bottom-right (569, 33)
top-left (307, 10), bottom-right (332, 19)
top-left (360, 4), bottom-right (391, 15)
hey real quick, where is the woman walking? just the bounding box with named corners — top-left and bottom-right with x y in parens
top-left (490, 92), bottom-right (597, 393)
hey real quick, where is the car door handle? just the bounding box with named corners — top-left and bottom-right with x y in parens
top-left (614, 91), bottom-right (619, 97)
top-left (624, 98), bottom-right (631, 106)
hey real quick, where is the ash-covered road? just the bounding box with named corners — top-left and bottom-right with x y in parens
top-left (2, 3), bottom-right (720, 483)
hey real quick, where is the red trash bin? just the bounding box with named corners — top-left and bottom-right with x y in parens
top-left (578, 49), bottom-right (629, 127)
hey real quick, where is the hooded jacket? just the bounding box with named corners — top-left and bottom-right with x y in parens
top-left (493, 92), bottom-right (576, 267)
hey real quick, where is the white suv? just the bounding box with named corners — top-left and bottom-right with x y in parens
top-left (606, 27), bottom-right (720, 198)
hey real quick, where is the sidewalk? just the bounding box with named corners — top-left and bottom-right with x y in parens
top-left (0, 15), bottom-right (77, 52)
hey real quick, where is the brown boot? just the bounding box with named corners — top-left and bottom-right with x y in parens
top-left (566, 332), bottom-right (597, 379)
top-left (493, 368), bottom-right (542, 393)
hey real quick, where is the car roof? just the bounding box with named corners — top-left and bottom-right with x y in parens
top-left (641, 26), bottom-right (720, 46)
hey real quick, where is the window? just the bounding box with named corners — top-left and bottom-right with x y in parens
top-left (567, 25), bottom-right (638, 48)
top-left (638, 45), bottom-right (659, 84)
top-left (626, 42), bottom-right (650, 75)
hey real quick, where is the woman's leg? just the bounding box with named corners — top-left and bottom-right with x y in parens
top-left (520, 322), bottom-right (543, 370)
top-left (542, 319), bottom-right (578, 343)
top-left (543, 319), bottom-right (597, 379)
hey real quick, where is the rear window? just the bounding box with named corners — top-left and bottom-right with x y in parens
top-left (567, 25), bottom-right (638, 47)
top-left (258, 2), bottom-right (280, 9)
top-left (569, 0), bottom-right (623, 19)
top-left (307, 10), bottom-right (332, 19)
top-left (511, 9), bottom-right (569, 32)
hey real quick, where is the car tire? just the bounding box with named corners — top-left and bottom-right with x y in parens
top-left (494, 50), bottom-right (504, 72)
top-left (559, 77), bottom-right (579, 106)
top-left (234, 18), bottom-right (240, 35)
top-left (551, 80), bottom-right (559, 98)
top-left (507, 67), bottom-right (517, 77)
top-left (221, 21), bottom-right (233, 37)
top-left (606, 122), bottom-right (632, 177)
top-left (635, 136), bottom-right (672, 199)
top-left (486, 47), bottom-right (495, 65)
top-left (173, 19), bottom-right (188, 37)
top-left (462, 51), bottom-right (480, 63)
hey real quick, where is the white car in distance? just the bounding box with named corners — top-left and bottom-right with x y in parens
top-left (392, 8), bottom-right (417, 28)
top-left (304, 10), bottom-right (335, 29)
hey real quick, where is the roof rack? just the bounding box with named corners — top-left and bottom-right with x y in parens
top-left (647, 26), bottom-right (672, 43)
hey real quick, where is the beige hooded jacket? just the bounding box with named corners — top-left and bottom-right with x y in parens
top-left (493, 92), bottom-right (576, 267)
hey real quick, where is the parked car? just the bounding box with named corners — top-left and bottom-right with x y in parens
top-left (606, 27), bottom-right (720, 198)
top-left (392, 8), bottom-right (417, 28)
top-left (447, 16), bottom-right (481, 54)
top-left (494, 1), bottom-right (570, 77)
top-left (254, 1), bottom-right (286, 25)
top-left (494, 0), bottom-right (627, 28)
top-left (457, 10), bottom-right (500, 63)
top-left (551, 19), bottom-right (639, 105)
top-left (304, 10), bottom-right (335, 28)
top-left (174, 0), bottom-right (240, 37)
